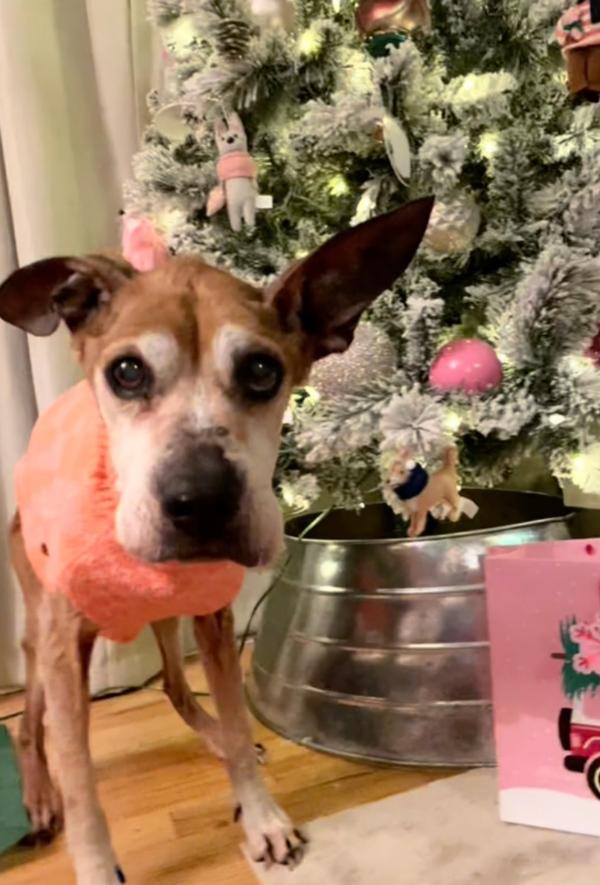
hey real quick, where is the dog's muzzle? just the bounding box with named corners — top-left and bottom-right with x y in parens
top-left (155, 443), bottom-right (244, 552)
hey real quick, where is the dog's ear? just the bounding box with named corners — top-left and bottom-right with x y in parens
top-left (214, 117), bottom-right (227, 139)
top-left (268, 197), bottom-right (434, 358)
top-left (227, 112), bottom-right (244, 134)
top-left (0, 254), bottom-right (135, 336)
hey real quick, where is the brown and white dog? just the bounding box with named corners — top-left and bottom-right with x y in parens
top-left (0, 197), bottom-right (433, 884)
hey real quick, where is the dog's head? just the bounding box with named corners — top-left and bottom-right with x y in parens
top-left (0, 198), bottom-right (433, 567)
top-left (214, 112), bottom-right (248, 156)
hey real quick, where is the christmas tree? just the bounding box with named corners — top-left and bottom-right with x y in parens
top-left (125, 0), bottom-right (600, 518)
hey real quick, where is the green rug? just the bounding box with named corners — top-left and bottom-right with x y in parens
top-left (0, 725), bottom-right (31, 852)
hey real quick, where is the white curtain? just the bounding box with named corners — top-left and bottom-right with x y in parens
top-left (0, 0), bottom-right (157, 692)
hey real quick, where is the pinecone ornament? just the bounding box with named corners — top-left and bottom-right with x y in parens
top-left (423, 191), bottom-right (481, 255)
top-left (216, 18), bottom-right (254, 59)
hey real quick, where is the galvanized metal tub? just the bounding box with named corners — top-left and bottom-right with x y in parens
top-left (247, 490), bottom-right (573, 767)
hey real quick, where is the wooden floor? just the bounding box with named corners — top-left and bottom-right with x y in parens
top-left (0, 655), bottom-right (448, 884)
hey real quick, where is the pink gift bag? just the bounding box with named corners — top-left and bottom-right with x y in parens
top-left (486, 539), bottom-right (600, 837)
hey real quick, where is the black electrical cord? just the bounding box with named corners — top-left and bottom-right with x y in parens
top-left (238, 507), bottom-right (332, 656)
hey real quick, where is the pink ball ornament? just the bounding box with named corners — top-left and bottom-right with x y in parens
top-left (429, 338), bottom-right (503, 395)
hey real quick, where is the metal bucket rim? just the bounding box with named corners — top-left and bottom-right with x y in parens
top-left (284, 489), bottom-right (574, 547)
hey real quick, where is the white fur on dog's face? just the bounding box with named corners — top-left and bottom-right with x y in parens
top-left (93, 304), bottom-right (290, 568)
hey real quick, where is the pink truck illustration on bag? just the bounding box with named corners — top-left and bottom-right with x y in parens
top-left (557, 612), bottom-right (600, 799)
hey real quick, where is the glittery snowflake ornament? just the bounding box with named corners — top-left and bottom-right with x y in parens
top-left (309, 322), bottom-right (397, 398)
top-left (379, 386), bottom-right (450, 458)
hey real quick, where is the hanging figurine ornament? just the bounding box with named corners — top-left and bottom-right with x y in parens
top-left (556, 1), bottom-right (600, 100)
top-left (356, 0), bottom-right (431, 57)
top-left (383, 447), bottom-right (479, 538)
top-left (207, 112), bottom-right (258, 232)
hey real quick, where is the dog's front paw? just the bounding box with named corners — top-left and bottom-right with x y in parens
top-left (238, 791), bottom-right (307, 869)
top-left (73, 853), bottom-right (126, 885)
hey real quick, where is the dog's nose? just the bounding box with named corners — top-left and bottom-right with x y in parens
top-left (157, 445), bottom-right (242, 538)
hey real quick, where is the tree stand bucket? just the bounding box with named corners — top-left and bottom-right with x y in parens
top-left (246, 490), bottom-right (573, 767)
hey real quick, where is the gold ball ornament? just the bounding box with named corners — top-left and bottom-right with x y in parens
top-left (423, 192), bottom-right (481, 255)
top-left (356, 0), bottom-right (431, 37)
top-left (309, 322), bottom-right (397, 399)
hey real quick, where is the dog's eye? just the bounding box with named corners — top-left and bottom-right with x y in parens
top-left (235, 353), bottom-right (283, 401)
top-left (106, 356), bottom-right (152, 400)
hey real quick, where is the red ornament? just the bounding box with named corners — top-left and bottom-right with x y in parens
top-left (429, 338), bottom-right (503, 395)
top-left (355, 0), bottom-right (431, 37)
top-left (587, 327), bottom-right (600, 366)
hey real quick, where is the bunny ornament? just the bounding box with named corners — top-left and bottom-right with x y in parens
top-left (207, 112), bottom-right (258, 232)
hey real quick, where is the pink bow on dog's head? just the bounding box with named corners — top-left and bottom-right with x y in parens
top-left (121, 215), bottom-right (170, 272)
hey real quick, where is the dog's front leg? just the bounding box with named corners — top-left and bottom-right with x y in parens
top-left (194, 608), bottom-right (306, 868)
top-left (152, 617), bottom-right (225, 759)
top-left (38, 593), bottom-right (123, 885)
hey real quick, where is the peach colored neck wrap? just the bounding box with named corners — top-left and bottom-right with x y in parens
top-left (15, 382), bottom-right (245, 643)
top-left (216, 151), bottom-right (257, 181)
